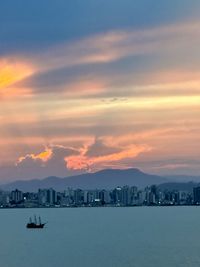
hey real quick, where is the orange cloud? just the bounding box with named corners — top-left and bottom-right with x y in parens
top-left (65, 143), bottom-right (151, 171)
top-left (0, 58), bottom-right (34, 89)
top-left (17, 147), bottom-right (52, 164)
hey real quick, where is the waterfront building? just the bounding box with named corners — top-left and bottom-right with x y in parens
top-left (193, 187), bottom-right (200, 204)
top-left (122, 186), bottom-right (131, 206)
top-left (38, 189), bottom-right (48, 205)
top-left (47, 188), bottom-right (57, 204)
top-left (0, 191), bottom-right (10, 206)
top-left (10, 189), bottom-right (23, 203)
top-left (38, 188), bottom-right (57, 205)
top-left (100, 190), bottom-right (111, 204)
top-left (64, 188), bottom-right (74, 205)
top-left (137, 190), bottom-right (146, 205)
top-left (74, 189), bottom-right (83, 205)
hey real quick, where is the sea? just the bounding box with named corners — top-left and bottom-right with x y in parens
top-left (1, 206), bottom-right (200, 267)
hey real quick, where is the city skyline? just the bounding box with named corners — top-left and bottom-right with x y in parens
top-left (1, 182), bottom-right (200, 208)
top-left (1, 1), bottom-right (200, 182)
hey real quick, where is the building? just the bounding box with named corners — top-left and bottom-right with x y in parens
top-left (38, 189), bottom-right (48, 205)
top-left (74, 189), bottom-right (83, 205)
top-left (122, 186), bottom-right (131, 206)
top-left (193, 187), bottom-right (200, 204)
top-left (47, 188), bottom-right (57, 205)
top-left (0, 191), bottom-right (10, 206)
top-left (10, 189), bottom-right (23, 203)
top-left (38, 188), bottom-right (57, 205)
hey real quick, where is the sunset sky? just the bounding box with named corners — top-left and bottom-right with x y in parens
top-left (1, 0), bottom-right (200, 182)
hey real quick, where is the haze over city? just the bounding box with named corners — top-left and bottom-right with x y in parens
top-left (1, 0), bottom-right (200, 182)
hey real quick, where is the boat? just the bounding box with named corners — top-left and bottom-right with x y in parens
top-left (26, 215), bottom-right (46, 229)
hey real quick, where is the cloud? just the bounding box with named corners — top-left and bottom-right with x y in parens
top-left (5, 19), bottom-right (199, 102)
top-left (85, 138), bottom-right (122, 157)
top-left (12, 144), bottom-right (81, 179)
top-left (0, 57), bottom-right (34, 98)
top-left (65, 138), bottom-right (152, 171)
top-left (3, 139), bottom-right (151, 180)
top-left (17, 146), bottom-right (53, 164)
top-left (28, 20), bottom-right (200, 73)
top-left (152, 163), bottom-right (190, 171)
top-left (1, 0), bottom-right (200, 57)
top-left (1, 13), bottom-right (200, 179)
top-left (17, 144), bottom-right (78, 166)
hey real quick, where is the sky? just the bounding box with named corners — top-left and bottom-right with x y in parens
top-left (1, 0), bottom-right (200, 182)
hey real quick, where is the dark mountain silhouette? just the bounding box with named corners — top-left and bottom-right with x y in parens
top-left (158, 181), bottom-right (199, 193)
top-left (1, 168), bottom-right (168, 192)
top-left (166, 175), bottom-right (200, 183)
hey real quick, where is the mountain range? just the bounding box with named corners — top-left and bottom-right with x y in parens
top-left (1, 168), bottom-right (200, 192)
top-left (0, 168), bottom-right (168, 192)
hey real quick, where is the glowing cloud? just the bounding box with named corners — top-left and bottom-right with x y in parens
top-left (0, 58), bottom-right (34, 90)
top-left (17, 147), bottom-right (53, 164)
top-left (65, 139), bottom-right (152, 171)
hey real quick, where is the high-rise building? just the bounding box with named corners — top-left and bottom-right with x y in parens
top-left (74, 189), bottom-right (83, 205)
top-left (122, 186), bottom-right (131, 206)
top-left (47, 188), bottom-right (57, 204)
top-left (38, 188), bottom-right (57, 205)
top-left (0, 191), bottom-right (10, 205)
top-left (38, 189), bottom-right (48, 205)
top-left (10, 189), bottom-right (23, 203)
top-left (99, 190), bottom-right (111, 204)
top-left (193, 187), bottom-right (200, 204)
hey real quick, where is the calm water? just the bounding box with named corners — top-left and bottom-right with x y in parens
top-left (1, 206), bottom-right (200, 267)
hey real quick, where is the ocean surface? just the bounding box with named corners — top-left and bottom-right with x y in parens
top-left (1, 206), bottom-right (200, 267)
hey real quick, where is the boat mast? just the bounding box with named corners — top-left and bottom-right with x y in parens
top-left (39, 216), bottom-right (41, 225)
top-left (34, 215), bottom-right (37, 224)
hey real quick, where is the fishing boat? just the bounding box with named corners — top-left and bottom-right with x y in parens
top-left (26, 215), bottom-right (46, 229)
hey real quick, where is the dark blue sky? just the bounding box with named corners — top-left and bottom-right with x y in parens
top-left (1, 0), bottom-right (199, 54)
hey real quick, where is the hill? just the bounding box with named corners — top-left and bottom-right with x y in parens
top-left (1, 168), bottom-right (168, 192)
top-left (158, 182), bottom-right (198, 193)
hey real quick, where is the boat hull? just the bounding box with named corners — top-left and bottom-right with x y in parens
top-left (26, 223), bottom-right (45, 229)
